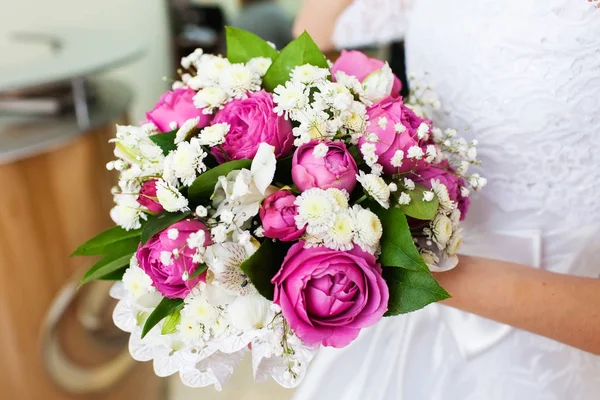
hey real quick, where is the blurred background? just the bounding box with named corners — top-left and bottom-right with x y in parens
top-left (0, 1), bottom-right (406, 399)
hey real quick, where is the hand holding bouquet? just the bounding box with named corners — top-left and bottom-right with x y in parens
top-left (73, 28), bottom-right (485, 389)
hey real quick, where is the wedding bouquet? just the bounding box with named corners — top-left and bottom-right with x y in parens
top-left (73, 28), bottom-right (485, 389)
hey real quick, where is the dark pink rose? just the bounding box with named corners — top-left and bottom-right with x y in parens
top-left (360, 96), bottom-right (430, 174)
top-left (212, 90), bottom-right (294, 163)
top-left (272, 242), bottom-right (389, 348)
top-left (136, 179), bottom-right (164, 213)
top-left (146, 88), bottom-right (212, 132)
top-left (413, 160), bottom-right (470, 219)
top-left (292, 141), bottom-right (358, 193)
top-left (259, 190), bottom-right (305, 242)
top-left (331, 50), bottom-right (402, 98)
top-left (136, 219), bottom-right (210, 299)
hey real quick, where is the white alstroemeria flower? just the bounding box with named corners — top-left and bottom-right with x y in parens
top-left (197, 123), bottom-right (230, 146)
top-left (205, 242), bottom-right (258, 297)
top-left (175, 117), bottom-right (200, 144)
top-left (251, 143), bottom-right (277, 195)
top-left (155, 179), bottom-right (189, 212)
top-left (352, 206), bottom-right (383, 254)
top-left (227, 293), bottom-right (273, 331)
top-left (356, 171), bottom-right (391, 209)
top-left (362, 62), bottom-right (395, 102)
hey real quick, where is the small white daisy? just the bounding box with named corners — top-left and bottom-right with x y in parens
top-left (356, 171), bottom-right (391, 209)
top-left (352, 206), bottom-right (383, 254)
top-left (295, 188), bottom-right (340, 234)
top-left (197, 123), bottom-right (230, 146)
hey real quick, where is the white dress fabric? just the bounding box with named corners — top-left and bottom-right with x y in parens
top-left (293, 1), bottom-right (600, 399)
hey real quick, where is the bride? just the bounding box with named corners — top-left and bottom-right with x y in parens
top-left (292, 0), bottom-right (600, 399)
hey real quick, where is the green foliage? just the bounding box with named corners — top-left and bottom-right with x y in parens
top-left (189, 263), bottom-right (208, 280)
top-left (161, 310), bottom-right (182, 335)
top-left (240, 240), bottom-right (291, 300)
top-left (141, 212), bottom-right (192, 244)
top-left (142, 297), bottom-right (184, 338)
top-left (187, 159), bottom-right (252, 201)
top-left (397, 184), bottom-right (439, 221)
top-left (71, 226), bottom-right (141, 257)
top-left (383, 268), bottom-right (450, 315)
top-left (81, 253), bottom-right (133, 285)
top-left (225, 26), bottom-right (279, 63)
top-left (262, 31), bottom-right (329, 92)
top-left (150, 131), bottom-right (178, 156)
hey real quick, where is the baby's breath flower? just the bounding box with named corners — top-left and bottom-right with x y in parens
top-left (398, 192), bottom-right (412, 205)
top-left (423, 191), bottom-right (435, 202)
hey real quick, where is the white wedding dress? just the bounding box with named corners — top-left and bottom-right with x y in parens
top-left (294, 1), bottom-right (600, 399)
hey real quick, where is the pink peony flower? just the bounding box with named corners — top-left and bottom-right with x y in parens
top-left (413, 160), bottom-right (470, 219)
top-left (259, 190), bottom-right (305, 242)
top-left (136, 179), bottom-right (164, 213)
top-left (211, 90), bottom-right (294, 163)
top-left (272, 242), bottom-right (389, 348)
top-left (146, 88), bottom-right (212, 132)
top-left (360, 96), bottom-right (430, 174)
top-left (136, 219), bottom-right (211, 299)
top-left (331, 50), bottom-right (402, 98)
top-left (291, 141), bottom-right (358, 193)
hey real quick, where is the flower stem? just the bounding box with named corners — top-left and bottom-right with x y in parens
top-left (355, 194), bottom-right (368, 204)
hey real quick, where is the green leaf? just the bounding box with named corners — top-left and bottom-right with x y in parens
top-left (225, 26), bottom-right (278, 63)
top-left (262, 31), bottom-right (329, 92)
top-left (81, 253), bottom-right (133, 285)
top-left (370, 204), bottom-right (429, 272)
top-left (142, 297), bottom-right (184, 338)
top-left (240, 240), bottom-right (291, 300)
top-left (161, 310), bottom-right (182, 335)
top-left (397, 184), bottom-right (439, 221)
top-left (189, 263), bottom-right (208, 280)
top-left (141, 212), bottom-right (192, 245)
top-left (150, 131), bottom-right (177, 156)
top-left (274, 155), bottom-right (293, 184)
top-left (187, 159), bottom-right (252, 201)
top-left (383, 267), bottom-right (450, 315)
top-left (98, 266), bottom-right (128, 281)
top-left (71, 226), bottom-right (142, 257)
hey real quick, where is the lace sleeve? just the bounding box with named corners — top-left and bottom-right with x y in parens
top-left (332, 0), bottom-right (414, 48)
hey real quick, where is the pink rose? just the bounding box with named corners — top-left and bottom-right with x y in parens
top-left (272, 243), bottom-right (389, 348)
top-left (146, 88), bottom-right (212, 132)
top-left (259, 190), bottom-right (305, 242)
top-left (212, 90), bottom-right (294, 163)
top-left (136, 219), bottom-right (210, 299)
top-left (413, 160), bottom-right (471, 219)
top-left (292, 141), bottom-right (358, 193)
top-left (331, 50), bottom-right (402, 98)
top-left (360, 96), bottom-right (430, 174)
top-left (136, 179), bottom-right (164, 213)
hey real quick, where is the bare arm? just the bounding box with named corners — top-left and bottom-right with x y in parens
top-left (434, 256), bottom-right (600, 355)
top-left (293, 0), bottom-right (352, 50)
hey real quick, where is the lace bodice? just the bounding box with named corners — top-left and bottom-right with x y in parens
top-left (405, 0), bottom-right (600, 227)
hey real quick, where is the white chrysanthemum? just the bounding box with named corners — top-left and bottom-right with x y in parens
top-left (292, 107), bottom-right (331, 141)
top-left (398, 192), bottom-right (412, 205)
top-left (431, 179), bottom-right (455, 212)
top-left (197, 123), bottom-right (230, 146)
top-left (352, 206), bottom-right (383, 254)
top-left (193, 86), bottom-right (229, 112)
top-left (181, 291), bottom-right (220, 326)
top-left (295, 188), bottom-right (339, 234)
top-left (312, 142), bottom-right (329, 158)
top-left (246, 57), bottom-right (272, 76)
top-left (446, 229), bottom-right (463, 255)
top-left (315, 82), bottom-right (354, 112)
top-left (175, 117), bottom-right (200, 143)
top-left (407, 145), bottom-right (425, 160)
top-left (335, 71), bottom-right (369, 104)
top-left (122, 263), bottom-right (155, 299)
top-left (327, 188), bottom-right (349, 209)
top-left (343, 101), bottom-right (367, 132)
top-left (324, 211), bottom-right (355, 251)
top-left (362, 63), bottom-right (395, 102)
top-left (155, 179), bottom-right (189, 212)
top-left (420, 248), bottom-right (440, 268)
top-left (110, 194), bottom-right (147, 230)
top-left (290, 64), bottom-right (330, 85)
top-left (195, 54), bottom-right (232, 86)
top-left (164, 138), bottom-right (208, 186)
top-left (423, 191), bottom-right (435, 202)
top-left (228, 293), bottom-right (272, 330)
top-left (431, 214), bottom-right (453, 248)
top-left (273, 81), bottom-right (308, 117)
top-left (221, 63), bottom-right (261, 98)
top-left (356, 171), bottom-right (390, 209)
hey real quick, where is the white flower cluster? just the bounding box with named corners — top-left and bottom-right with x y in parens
top-left (272, 64), bottom-right (368, 146)
top-left (405, 72), bottom-right (442, 118)
top-left (176, 49), bottom-right (271, 113)
top-left (107, 124), bottom-right (165, 230)
top-left (295, 188), bottom-right (383, 254)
